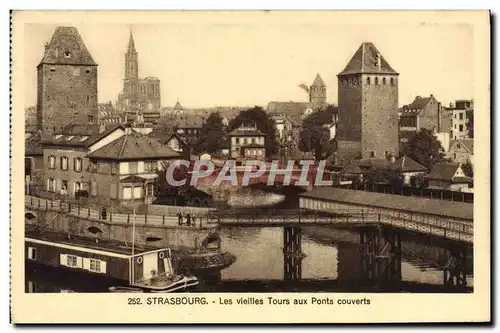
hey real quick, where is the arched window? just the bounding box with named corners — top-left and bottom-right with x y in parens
top-left (382, 77), bottom-right (386, 85)
top-left (375, 77), bottom-right (379, 85)
top-left (390, 78), bottom-right (394, 86)
top-left (367, 77), bottom-right (371, 85)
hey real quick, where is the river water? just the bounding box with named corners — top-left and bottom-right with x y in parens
top-left (26, 226), bottom-right (473, 293)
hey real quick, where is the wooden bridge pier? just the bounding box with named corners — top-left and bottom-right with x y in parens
top-left (443, 245), bottom-right (469, 288)
top-left (360, 226), bottom-right (402, 289)
top-left (283, 226), bottom-right (304, 282)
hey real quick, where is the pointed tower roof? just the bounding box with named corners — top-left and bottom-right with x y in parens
top-left (338, 42), bottom-right (398, 76)
top-left (38, 26), bottom-right (97, 66)
top-left (174, 101), bottom-right (183, 110)
top-left (127, 29), bottom-right (137, 54)
top-left (311, 73), bottom-right (326, 87)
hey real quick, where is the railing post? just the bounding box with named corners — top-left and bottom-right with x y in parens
top-left (88, 207), bottom-right (90, 218)
top-left (145, 214), bottom-right (147, 224)
top-left (68, 203), bottom-right (71, 213)
top-left (110, 211), bottom-right (112, 222)
top-left (78, 204), bottom-right (80, 215)
top-left (127, 214), bottom-right (130, 224)
top-left (162, 215), bottom-right (165, 225)
top-left (50, 200), bottom-right (53, 209)
top-left (378, 213), bottom-right (381, 223)
top-left (45, 201), bottom-right (48, 211)
top-left (31, 197), bottom-right (33, 206)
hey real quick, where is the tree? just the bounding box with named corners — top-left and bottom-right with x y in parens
top-left (154, 162), bottom-right (191, 205)
top-left (299, 105), bottom-right (338, 160)
top-left (228, 106), bottom-right (278, 156)
top-left (194, 112), bottom-right (226, 154)
top-left (462, 159), bottom-right (474, 178)
top-left (402, 129), bottom-right (445, 170)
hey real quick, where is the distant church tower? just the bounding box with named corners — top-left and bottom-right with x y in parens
top-left (309, 73), bottom-right (327, 105)
top-left (117, 29), bottom-right (161, 121)
top-left (336, 42), bottom-right (399, 163)
top-left (36, 26), bottom-right (98, 135)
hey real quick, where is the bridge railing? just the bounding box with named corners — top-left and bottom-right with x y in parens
top-left (25, 195), bottom-right (214, 228)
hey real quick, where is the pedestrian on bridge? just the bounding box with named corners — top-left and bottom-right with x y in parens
top-left (186, 213), bottom-right (192, 226)
top-left (177, 212), bottom-right (183, 226)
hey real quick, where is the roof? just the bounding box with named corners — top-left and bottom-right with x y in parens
top-left (120, 175), bottom-right (146, 183)
top-left (38, 26), bottom-right (97, 66)
top-left (174, 101), bottom-right (183, 110)
top-left (175, 115), bottom-right (204, 129)
top-left (400, 96), bottom-right (433, 115)
top-left (25, 131), bottom-right (43, 156)
top-left (338, 42), bottom-right (398, 76)
top-left (358, 158), bottom-right (391, 169)
top-left (127, 31), bottom-right (137, 54)
top-left (228, 129), bottom-right (266, 137)
top-left (87, 131), bottom-right (181, 160)
top-left (452, 139), bottom-right (474, 155)
top-left (267, 101), bottom-right (310, 119)
top-left (426, 163), bottom-right (473, 183)
top-left (41, 124), bottom-right (125, 148)
top-left (390, 156), bottom-right (427, 173)
top-left (311, 73), bottom-right (326, 87)
top-left (300, 187), bottom-right (473, 220)
top-left (148, 131), bottom-right (188, 147)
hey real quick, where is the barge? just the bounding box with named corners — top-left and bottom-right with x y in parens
top-left (25, 228), bottom-right (199, 292)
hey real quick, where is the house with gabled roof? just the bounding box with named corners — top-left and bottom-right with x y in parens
top-left (389, 155), bottom-right (427, 185)
top-left (448, 139), bottom-right (474, 167)
top-left (425, 163), bottom-right (472, 191)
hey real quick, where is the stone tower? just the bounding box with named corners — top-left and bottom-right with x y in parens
top-left (336, 42), bottom-right (399, 163)
top-left (125, 30), bottom-right (138, 80)
top-left (309, 73), bottom-right (327, 105)
top-left (36, 26), bottom-right (98, 135)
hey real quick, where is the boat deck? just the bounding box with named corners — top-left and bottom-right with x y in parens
top-left (25, 227), bottom-right (164, 256)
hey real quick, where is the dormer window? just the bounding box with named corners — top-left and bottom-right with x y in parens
top-left (64, 51), bottom-right (72, 58)
top-left (375, 77), bottom-right (379, 85)
top-left (367, 77), bottom-right (371, 85)
top-left (382, 78), bottom-right (386, 85)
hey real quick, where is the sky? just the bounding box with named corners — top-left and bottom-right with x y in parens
top-left (24, 21), bottom-right (473, 109)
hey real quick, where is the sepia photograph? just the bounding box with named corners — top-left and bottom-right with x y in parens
top-left (10, 10), bottom-right (490, 323)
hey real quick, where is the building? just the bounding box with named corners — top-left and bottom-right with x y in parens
top-left (425, 163), bottom-right (472, 191)
top-left (449, 100), bottom-right (473, 140)
top-left (87, 131), bottom-right (181, 204)
top-left (267, 73), bottom-right (329, 122)
top-left (148, 131), bottom-right (191, 159)
top-left (25, 131), bottom-right (44, 188)
top-left (399, 94), bottom-right (450, 143)
top-left (40, 123), bottom-right (181, 206)
top-left (117, 31), bottom-right (161, 125)
top-left (336, 42), bottom-right (399, 164)
top-left (388, 155), bottom-right (427, 185)
top-left (448, 139), bottom-right (474, 167)
top-left (36, 26), bottom-right (98, 135)
top-left (228, 123), bottom-right (266, 159)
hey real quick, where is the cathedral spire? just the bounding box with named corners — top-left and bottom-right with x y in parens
top-left (128, 28), bottom-right (137, 54)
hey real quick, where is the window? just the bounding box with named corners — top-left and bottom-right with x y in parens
top-left (28, 247), bottom-right (36, 260)
top-left (370, 151), bottom-right (376, 158)
top-left (367, 77), bottom-right (371, 85)
top-left (61, 180), bottom-right (68, 192)
top-left (453, 153), bottom-right (457, 160)
top-left (60, 157), bottom-right (68, 171)
top-left (89, 160), bottom-right (98, 173)
top-left (252, 138), bottom-right (256, 144)
top-left (133, 187), bottom-right (142, 198)
top-left (459, 124), bottom-right (464, 132)
top-left (375, 77), bottom-right (379, 85)
top-left (73, 67), bottom-right (80, 76)
top-left (50, 67), bottom-right (56, 72)
top-left (243, 138), bottom-right (248, 145)
top-left (123, 186), bottom-right (132, 199)
top-left (74, 157), bottom-right (82, 172)
top-left (459, 113), bottom-right (464, 120)
top-left (46, 178), bottom-right (56, 192)
top-left (110, 162), bottom-right (118, 175)
top-left (382, 78), bottom-right (386, 85)
top-left (454, 114), bottom-right (457, 119)
top-left (236, 138), bottom-right (240, 144)
top-left (48, 155), bottom-right (56, 169)
top-left (89, 259), bottom-right (101, 273)
top-left (74, 182), bottom-right (81, 195)
top-left (91, 181), bottom-right (97, 196)
top-left (457, 143), bottom-right (461, 148)
top-left (146, 183), bottom-right (154, 197)
top-left (129, 162), bottom-right (138, 174)
top-left (385, 151), bottom-right (389, 158)
top-left (144, 161), bottom-right (157, 173)
top-left (64, 51), bottom-right (72, 58)
top-left (67, 255), bottom-right (79, 268)
top-left (88, 115), bottom-right (94, 123)
top-left (85, 67), bottom-right (91, 74)
top-left (390, 78), bottom-right (394, 86)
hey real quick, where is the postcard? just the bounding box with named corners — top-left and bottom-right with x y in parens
top-left (11, 10), bottom-right (490, 323)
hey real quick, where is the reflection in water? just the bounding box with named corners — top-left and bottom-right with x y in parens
top-left (26, 226), bottom-right (473, 293)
